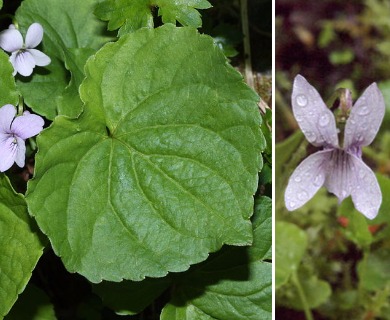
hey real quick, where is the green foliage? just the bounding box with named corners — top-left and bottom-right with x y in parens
top-left (275, 221), bottom-right (307, 288)
top-left (0, 0), bottom-right (271, 317)
top-left (26, 25), bottom-right (264, 282)
top-left (161, 261), bottom-right (271, 320)
top-left (95, 0), bottom-right (212, 35)
top-left (160, 197), bottom-right (272, 320)
top-left (358, 250), bottom-right (390, 292)
top-left (0, 175), bottom-right (44, 318)
top-left (329, 49), bottom-right (354, 65)
top-left (338, 197), bottom-right (373, 248)
top-left (93, 278), bottom-right (171, 315)
top-left (93, 196), bottom-right (271, 318)
top-left (15, 0), bottom-right (113, 119)
top-left (0, 51), bottom-right (19, 106)
top-left (276, 1), bottom-right (390, 318)
top-left (5, 285), bottom-right (55, 320)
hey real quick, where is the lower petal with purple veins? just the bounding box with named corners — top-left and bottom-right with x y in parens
top-left (14, 50), bottom-right (35, 76)
top-left (14, 137), bottom-right (26, 168)
top-left (349, 154), bottom-right (382, 219)
top-left (325, 149), bottom-right (354, 202)
top-left (0, 135), bottom-right (18, 172)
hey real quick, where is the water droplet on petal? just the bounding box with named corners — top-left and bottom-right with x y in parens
top-left (296, 94), bottom-right (308, 107)
top-left (305, 131), bottom-right (317, 143)
top-left (294, 176), bottom-right (302, 182)
top-left (313, 173), bottom-right (323, 187)
top-left (304, 172), bottom-right (312, 178)
top-left (358, 169), bottom-right (365, 178)
top-left (341, 190), bottom-right (348, 198)
top-left (298, 191), bottom-right (309, 201)
top-left (357, 105), bottom-right (370, 116)
top-left (319, 113), bottom-right (330, 127)
top-left (289, 201), bottom-right (296, 209)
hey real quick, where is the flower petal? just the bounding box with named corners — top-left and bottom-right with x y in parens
top-left (0, 134), bottom-right (17, 172)
top-left (13, 51), bottom-right (35, 77)
top-left (25, 23), bottom-right (43, 48)
top-left (14, 137), bottom-right (26, 168)
top-left (344, 83), bottom-right (385, 149)
top-left (292, 75), bottom-right (339, 148)
top-left (349, 155), bottom-right (382, 219)
top-left (324, 149), bottom-right (354, 202)
top-left (285, 150), bottom-right (332, 211)
top-left (0, 104), bottom-right (16, 133)
top-left (0, 28), bottom-right (23, 52)
top-left (11, 113), bottom-right (44, 139)
top-left (27, 48), bottom-right (51, 66)
top-left (9, 52), bottom-right (17, 76)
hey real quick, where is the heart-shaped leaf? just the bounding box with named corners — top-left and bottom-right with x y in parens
top-left (26, 25), bottom-right (264, 282)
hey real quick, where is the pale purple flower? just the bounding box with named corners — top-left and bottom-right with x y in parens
top-left (0, 23), bottom-right (51, 76)
top-left (0, 104), bottom-right (44, 172)
top-left (285, 75), bottom-right (385, 219)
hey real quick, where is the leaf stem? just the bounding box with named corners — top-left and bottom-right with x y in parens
top-left (240, 0), bottom-right (254, 88)
top-left (17, 95), bottom-right (24, 115)
top-left (291, 271), bottom-right (314, 320)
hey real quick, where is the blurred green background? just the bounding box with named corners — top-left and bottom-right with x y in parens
top-left (276, 0), bottom-right (390, 319)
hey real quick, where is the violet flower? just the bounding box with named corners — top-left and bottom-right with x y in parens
top-left (0, 23), bottom-right (51, 76)
top-left (285, 75), bottom-right (385, 219)
top-left (0, 104), bottom-right (44, 172)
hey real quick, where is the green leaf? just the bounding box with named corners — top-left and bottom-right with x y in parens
top-left (251, 196), bottom-right (272, 261)
top-left (0, 175), bottom-right (44, 319)
top-left (0, 51), bottom-right (19, 106)
top-left (95, 0), bottom-right (212, 35)
top-left (261, 108), bottom-right (272, 158)
top-left (358, 249), bottom-right (390, 291)
top-left (161, 260), bottom-right (271, 320)
top-left (290, 273), bottom-right (332, 310)
top-left (94, 197), bottom-right (272, 319)
top-left (160, 195), bottom-right (271, 319)
top-left (57, 48), bottom-right (96, 118)
top-left (5, 284), bottom-right (55, 320)
top-left (93, 277), bottom-right (171, 315)
top-left (27, 25), bottom-right (264, 282)
top-left (15, 0), bottom-right (113, 119)
top-left (275, 221), bottom-right (308, 288)
top-left (367, 174), bottom-right (390, 242)
top-left (338, 197), bottom-right (373, 248)
top-left (157, 0), bottom-right (212, 27)
top-left (16, 57), bottom-right (68, 119)
top-left (0, 0), bottom-right (2, 10)
top-left (94, 0), bottom-right (154, 35)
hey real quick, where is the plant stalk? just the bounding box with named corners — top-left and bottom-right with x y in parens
top-left (291, 271), bottom-right (314, 320)
top-left (240, 0), bottom-right (254, 88)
